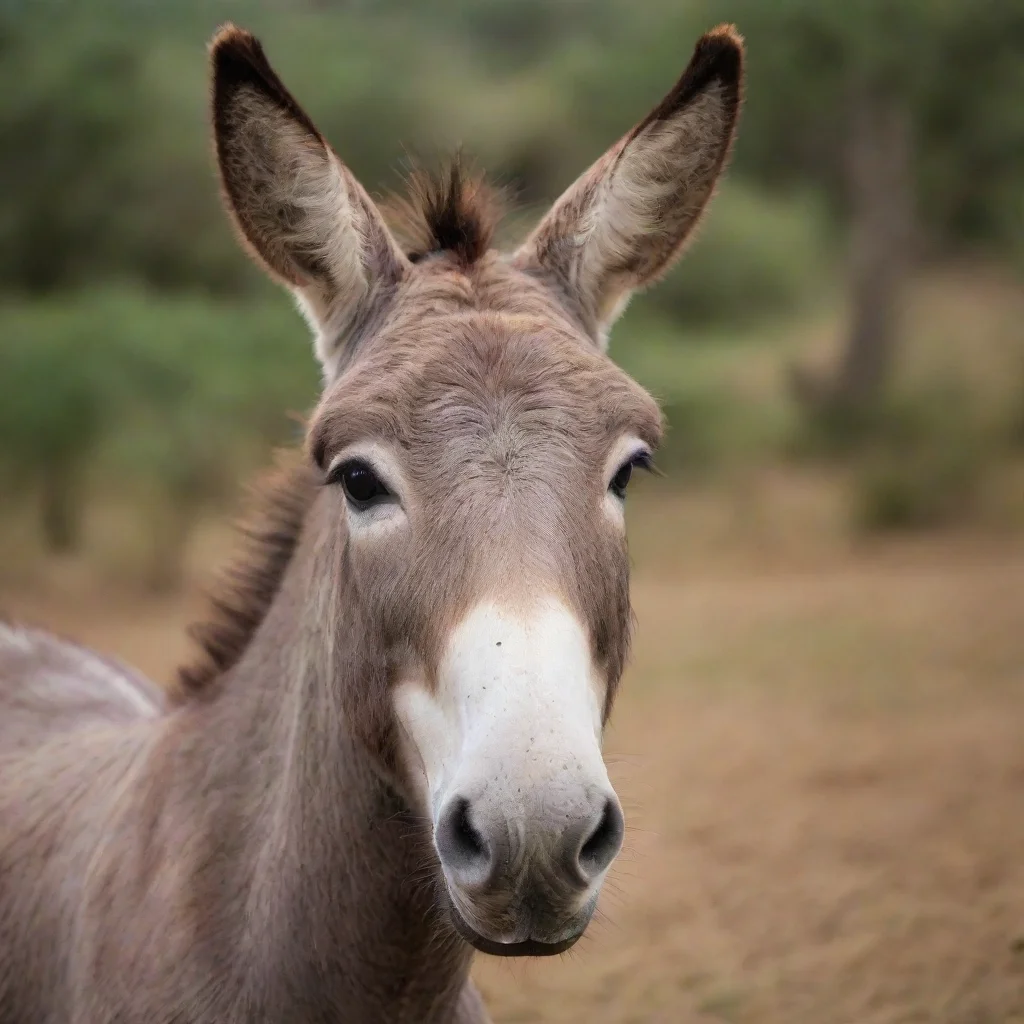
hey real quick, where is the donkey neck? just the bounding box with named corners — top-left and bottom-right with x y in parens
top-left (169, 510), bottom-right (472, 1021)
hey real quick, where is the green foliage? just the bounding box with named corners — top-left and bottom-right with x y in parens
top-left (0, 24), bottom-right (140, 291)
top-left (710, 0), bottom-right (1024, 259)
top-left (608, 311), bottom-right (800, 479)
top-left (1, 0), bottom-right (1021, 296)
top-left (0, 323), bottom-right (108, 477)
top-left (647, 182), bottom-right (834, 326)
top-left (657, 392), bottom-right (746, 478)
top-left (0, 288), bottom-right (317, 559)
top-left (1010, 358), bottom-right (1024, 452)
top-left (0, 305), bottom-right (121, 549)
top-left (0, 0), bottom-right (1022, 573)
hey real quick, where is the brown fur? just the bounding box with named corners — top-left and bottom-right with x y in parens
top-left (0, 22), bottom-right (743, 1024)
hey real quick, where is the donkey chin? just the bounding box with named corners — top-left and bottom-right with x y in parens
top-left (395, 599), bottom-right (625, 957)
top-left (432, 780), bottom-right (623, 957)
top-left (440, 864), bottom-right (605, 958)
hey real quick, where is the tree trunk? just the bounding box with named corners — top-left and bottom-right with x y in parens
top-left (834, 85), bottom-right (913, 409)
top-left (791, 85), bottom-right (913, 425)
top-left (40, 465), bottom-right (80, 554)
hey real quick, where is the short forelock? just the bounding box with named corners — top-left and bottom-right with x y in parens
top-left (383, 158), bottom-right (504, 268)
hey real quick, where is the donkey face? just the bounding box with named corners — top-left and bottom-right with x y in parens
top-left (211, 24), bottom-right (743, 956)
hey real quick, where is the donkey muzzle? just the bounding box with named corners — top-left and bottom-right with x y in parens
top-left (434, 786), bottom-right (624, 955)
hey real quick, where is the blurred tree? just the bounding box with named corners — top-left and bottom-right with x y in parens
top-left (95, 292), bottom-right (316, 589)
top-left (0, 332), bottom-right (111, 551)
top-left (0, 0), bottom-right (1022, 570)
top-left (706, 0), bottom-right (1024, 422)
top-left (2, 0), bottom-right (1020, 303)
top-left (0, 19), bottom-right (143, 291)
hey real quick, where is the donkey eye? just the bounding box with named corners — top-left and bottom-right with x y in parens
top-left (609, 452), bottom-right (652, 500)
top-left (329, 459), bottom-right (391, 510)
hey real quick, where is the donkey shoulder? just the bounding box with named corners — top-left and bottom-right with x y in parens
top-left (0, 620), bottom-right (165, 751)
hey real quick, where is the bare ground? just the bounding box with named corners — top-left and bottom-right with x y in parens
top-left (3, 504), bottom-right (1023, 1024)
top-left (475, 544), bottom-right (1024, 1024)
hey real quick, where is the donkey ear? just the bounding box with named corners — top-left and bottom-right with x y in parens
top-left (515, 26), bottom-right (744, 348)
top-left (210, 25), bottom-right (409, 376)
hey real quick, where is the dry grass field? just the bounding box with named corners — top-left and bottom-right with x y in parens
top-left (4, 474), bottom-right (1023, 1024)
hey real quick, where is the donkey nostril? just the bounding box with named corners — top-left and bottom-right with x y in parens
top-left (453, 800), bottom-right (486, 858)
top-left (578, 797), bottom-right (624, 878)
top-left (436, 796), bottom-right (491, 881)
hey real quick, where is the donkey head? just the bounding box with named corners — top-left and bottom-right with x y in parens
top-left (210, 24), bottom-right (742, 956)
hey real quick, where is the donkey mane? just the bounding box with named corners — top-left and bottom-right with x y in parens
top-left (176, 448), bottom-right (319, 696)
top-left (384, 158), bottom-right (503, 267)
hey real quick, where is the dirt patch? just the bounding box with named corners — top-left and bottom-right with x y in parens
top-left (475, 694), bottom-right (1024, 1023)
top-left (474, 555), bottom-right (1024, 1023)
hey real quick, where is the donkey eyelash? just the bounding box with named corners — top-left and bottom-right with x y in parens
top-left (615, 449), bottom-right (655, 479)
top-left (633, 452), bottom-right (665, 482)
top-left (608, 448), bottom-right (654, 501)
top-left (323, 450), bottom-right (400, 493)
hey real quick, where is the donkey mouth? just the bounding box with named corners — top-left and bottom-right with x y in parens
top-left (446, 901), bottom-right (582, 957)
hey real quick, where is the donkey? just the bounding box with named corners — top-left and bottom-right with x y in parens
top-left (0, 22), bottom-right (743, 1024)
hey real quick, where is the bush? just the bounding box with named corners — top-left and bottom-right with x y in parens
top-left (641, 181), bottom-right (835, 327)
top-left (849, 380), bottom-right (991, 531)
top-left (657, 393), bottom-right (733, 477)
top-left (0, 306), bottom-right (123, 550)
top-left (1009, 356), bottom-right (1024, 452)
top-left (0, 288), bottom-right (319, 569)
top-left (657, 388), bottom-right (784, 478)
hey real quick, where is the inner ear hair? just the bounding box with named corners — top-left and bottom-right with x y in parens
top-left (209, 24), bottom-right (409, 374)
top-left (515, 25), bottom-right (744, 344)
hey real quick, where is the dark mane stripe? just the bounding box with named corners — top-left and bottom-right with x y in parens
top-left (384, 158), bottom-right (504, 267)
top-left (176, 449), bottom-right (319, 697)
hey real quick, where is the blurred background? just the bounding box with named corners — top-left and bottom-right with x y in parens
top-left (1, 1), bottom-right (1022, 1021)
